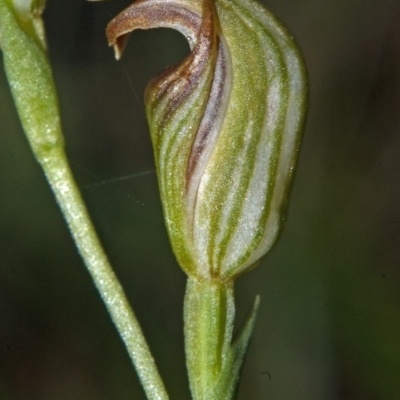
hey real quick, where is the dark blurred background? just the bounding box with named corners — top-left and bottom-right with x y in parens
top-left (1, 0), bottom-right (400, 399)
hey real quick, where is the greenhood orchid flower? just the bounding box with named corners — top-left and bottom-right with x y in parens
top-left (1, 0), bottom-right (308, 397)
top-left (107, 1), bottom-right (307, 397)
top-left (107, 0), bottom-right (307, 282)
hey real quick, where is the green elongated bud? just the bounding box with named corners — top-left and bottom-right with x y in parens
top-left (107, 0), bottom-right (307, 281)
top-left (3, 0), bottom-right (47, 49)
top-left (0, 0), bottom-right (62, 158)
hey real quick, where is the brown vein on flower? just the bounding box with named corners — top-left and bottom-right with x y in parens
top-left (186, 39), bottom-right (227, 184)
top-left (146, 0), bottom-right (217, 127)
top-left (106, 0), bottom-right (229, 234)
top-left (106, 0), bottom-right (217, 121)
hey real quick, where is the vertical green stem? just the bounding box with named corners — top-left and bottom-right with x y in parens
top-left (0, 2), bottom-right (169, 398)
top-left (184, 277), bottom-right (235, 399)
top-left (184, 277), bottom-right (259, 400)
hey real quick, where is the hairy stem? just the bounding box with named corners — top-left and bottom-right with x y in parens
top-left (41, 148), bottom-right (170, 400)
top-left (184, 277), bottom-right (259, 399)
top-left (0, 1), bottom-right (169, 398)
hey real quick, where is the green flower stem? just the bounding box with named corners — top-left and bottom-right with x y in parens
top-left (184, 277), bottom-right (259, 400)
top-left (184, 278), bottom-right (234, 399)
top-left (0, 2), bottom-right (169, 399)
top-left (41, 149), bottom-right (169, 400)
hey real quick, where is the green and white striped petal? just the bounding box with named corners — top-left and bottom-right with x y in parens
top-left (107, 0), bottom-right (307, 281)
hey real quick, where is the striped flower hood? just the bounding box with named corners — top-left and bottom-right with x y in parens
top-left (107, 0), bottom-right (307, 281)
